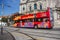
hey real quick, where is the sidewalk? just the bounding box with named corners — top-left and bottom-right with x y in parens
top-left (0, 30), bottom-right (15, 40)
top-left (54, 20), bottom-right (60, 28)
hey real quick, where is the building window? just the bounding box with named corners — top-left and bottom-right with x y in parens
top-left (29, 6), bottom-right (31, 11)
top-left (23, 7), bottom-right (25, 10)
top-left (40, 4), bottom-right (42, 10)
top-left (34, 3), bottom-right (37, 9)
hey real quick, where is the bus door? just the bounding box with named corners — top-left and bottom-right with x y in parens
top-left (41, 18), bottom-right (50, 28)
top-left (50, 8), bottom-right (54, 27)
top-left (35, 18), bottom-right (43, 28)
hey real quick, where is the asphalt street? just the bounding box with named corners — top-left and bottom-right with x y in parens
top-left (3, 26), bottom-right (60, 40)
top-left (0, 30), bottom-right (15, 40)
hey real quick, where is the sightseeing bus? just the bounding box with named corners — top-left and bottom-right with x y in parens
top-left (13, 7), bottom-right (54, 29)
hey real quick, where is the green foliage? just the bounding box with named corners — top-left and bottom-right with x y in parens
top-left (1, 17), bottom-right (8, 22)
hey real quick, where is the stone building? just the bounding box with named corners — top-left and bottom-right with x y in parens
top-left (19, 0), bottom-right (60, 20)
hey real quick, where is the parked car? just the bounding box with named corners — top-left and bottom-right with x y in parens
top-left (0, 22), bottom-right (7, 26)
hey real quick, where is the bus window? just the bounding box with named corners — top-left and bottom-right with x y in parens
top-left (30, 19), bottom-right (34, 22)
top-left (43, 18), bottom-right (49, 22)
top-left (35, 18), bottom-right (43, 22)
top-left (22, 20), bottom-right (26, 22)
top-left (32, 19), bottom-right (34, 22)
top-left (27, 20), bottom-right (30, 22)
top-left (38, 18), bottom-right (43, 22)
top-left (38, 19), bottom-right (41, 22)
top-left (14, 20), bottom-right (20, 24)
top-left (27, 19), bottom-right (34, 22)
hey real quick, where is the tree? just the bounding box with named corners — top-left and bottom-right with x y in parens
top-left (1, 17), bottom-right (8, 22)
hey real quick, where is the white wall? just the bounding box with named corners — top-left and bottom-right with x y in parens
top-left (19, 0), bottom-right (48, 14)
top-left (20, 0), bottom-right (27, 3)
top-left (53, 11), bottom-right (57, 20)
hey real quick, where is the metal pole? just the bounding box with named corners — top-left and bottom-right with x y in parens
top-left (1, 0), bottom-right (4, 35)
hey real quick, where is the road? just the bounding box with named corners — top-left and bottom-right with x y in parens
top-left (0, 29), bottom-right (15, 40)
top-left (3, 26), bottom-right (60, 40)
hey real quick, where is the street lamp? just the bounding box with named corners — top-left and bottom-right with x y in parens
top-left (0, 0), bottom-right (11, 35)
top-left (0, 0), bottom-right (4, 35)
top-left (0, 0), bottom-right (19, 34)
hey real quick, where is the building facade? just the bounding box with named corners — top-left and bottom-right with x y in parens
top-left (19, 0), bottom-right (60, 20)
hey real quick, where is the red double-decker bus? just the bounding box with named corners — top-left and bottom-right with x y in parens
top-left (13, 8), bottom-right (54, 29)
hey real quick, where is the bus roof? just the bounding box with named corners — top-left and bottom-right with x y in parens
top-left (13, 16), bottom-right (21, 20)
top-left (21, 14), bottom-right (34, 20)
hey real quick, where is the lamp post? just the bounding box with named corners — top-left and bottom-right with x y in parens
top-left (0, 0), bottom-right (11, 35)
top-left (0, 0), bottom-right (4, 35)
top-left (0, 0), bottom-right (18, 34)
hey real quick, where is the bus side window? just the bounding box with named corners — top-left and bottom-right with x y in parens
top-left (20, 21), bottom-right (22, 23)
top-left (45, 18), bottom-right (49, 22)
top-left (43, 18), bottom-right (49, 22)
top-left (38, 18), bottom-right (43, 22)
top-left (38, 19), bottom-right (41, 22)
top-left (32, 19), bottom-right (34, 22)
top-left (23, 20), bottom-right (26, 22)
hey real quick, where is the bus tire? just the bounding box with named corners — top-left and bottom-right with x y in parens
top-left (34, 25), bottom-right (38, 29)
top-left (49, 26), bottom-right (53, 29)
top-left (51, 26), bottom-right (53, 29)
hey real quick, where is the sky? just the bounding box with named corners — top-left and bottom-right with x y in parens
top-left (0, 0), bottom-right (20, 16)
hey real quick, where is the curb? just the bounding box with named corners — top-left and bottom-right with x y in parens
top-left (6, 30), bottom-right (16, 40)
